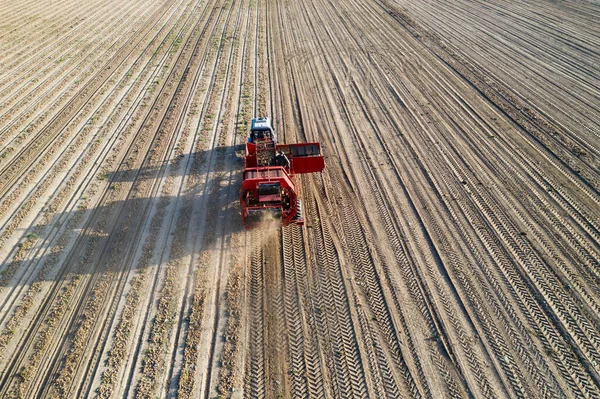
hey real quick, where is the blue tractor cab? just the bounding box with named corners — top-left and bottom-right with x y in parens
top-left (249, 117), bottom-right (276, 144)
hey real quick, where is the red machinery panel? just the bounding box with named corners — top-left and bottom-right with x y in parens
top-left (277, 143), bottom-right (325, 175)
top-left (240, 117), bottom-right (324, 229)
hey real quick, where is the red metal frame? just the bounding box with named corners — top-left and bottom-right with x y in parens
top-left (240, 166), bottom-right (300, 228)
top-left (240, 140), bottom-right (324, 229)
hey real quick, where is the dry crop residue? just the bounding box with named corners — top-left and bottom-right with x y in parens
top-left (0, 0), bottom-right (599, 397)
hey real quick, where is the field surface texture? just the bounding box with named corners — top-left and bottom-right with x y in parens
top-left (0, 0), bottom-right (599, 397)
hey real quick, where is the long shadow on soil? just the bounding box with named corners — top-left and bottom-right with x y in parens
top-left (1, 143), bottom-right (245, 290)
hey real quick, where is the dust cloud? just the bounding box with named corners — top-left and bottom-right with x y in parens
top-left (252, 211), bottom-right (282, 248)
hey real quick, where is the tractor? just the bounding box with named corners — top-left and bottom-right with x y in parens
top-left (240, 117), bottom-right (324, 229)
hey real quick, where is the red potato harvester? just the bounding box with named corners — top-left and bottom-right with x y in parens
top-left (240, 117), bottom-right (325, 229)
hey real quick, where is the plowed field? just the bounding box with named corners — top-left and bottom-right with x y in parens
top-left (0, 0), bottom-right (599, 397)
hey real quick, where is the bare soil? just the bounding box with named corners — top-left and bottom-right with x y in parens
top-left (0, 0), bottom-right (599, 397)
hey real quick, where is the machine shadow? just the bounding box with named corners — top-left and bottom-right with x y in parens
top-left (2, 144), bottom-right (246, 290)
top-left (107, 143), bottom-right (246, 183)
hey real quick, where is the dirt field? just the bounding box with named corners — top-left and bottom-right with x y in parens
top-left (0, 0), bottom-right (599, 397)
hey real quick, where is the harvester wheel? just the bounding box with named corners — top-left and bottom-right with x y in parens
top-left (293, 199), bottom-right (303, 220)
